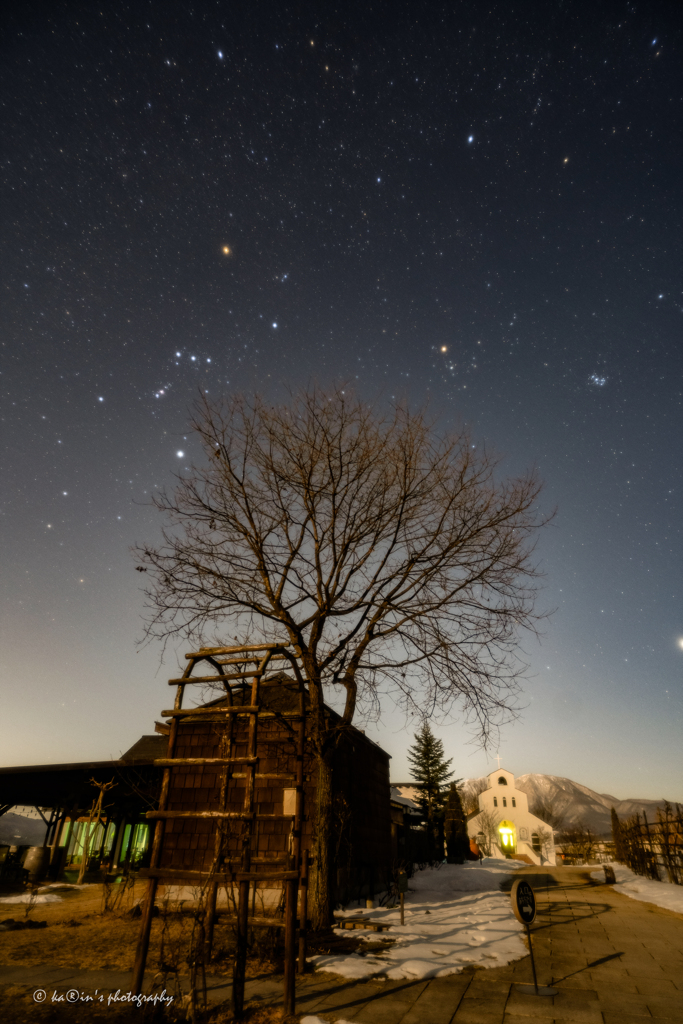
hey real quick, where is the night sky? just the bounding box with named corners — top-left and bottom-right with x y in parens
top-left (1, 1), bottom-right (681, 800)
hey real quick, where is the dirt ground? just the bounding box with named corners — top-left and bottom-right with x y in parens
top-left (0, 881), bottom-right (375, 974)
top-left (0, 880), bottom-right (370, 1021)
top-left (1, 880), bottom-right (195, 973)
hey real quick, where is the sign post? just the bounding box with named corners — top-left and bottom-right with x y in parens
top-left (397, 870), bottom-right (408, 926)
top-left (510, 879), bottom-right (557, 996)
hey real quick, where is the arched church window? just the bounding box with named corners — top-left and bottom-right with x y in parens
top-left (532, 833), bottom-right (541, 853)
top-left (512, 797), bottom-right (516, 807)
top-left (493, 796), bottom-right (498, 807)
top-left (498, 777), bottom-right (507, 785)
top-left (502, 797), bottom-right (507, 807)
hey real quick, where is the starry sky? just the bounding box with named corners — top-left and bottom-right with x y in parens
top-left (1, 0), bottom-right (681, 801)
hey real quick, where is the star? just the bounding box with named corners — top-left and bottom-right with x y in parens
top-left (222, 246), bottom-right (231, 255)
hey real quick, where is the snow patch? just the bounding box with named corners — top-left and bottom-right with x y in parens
top-left (309, 862), bottom-right (527, 981)
top-left (301, 1018), bottom-right (354, 1024)
top-left (592, 864), bottom-right (683, 915)
top-left (0, 893), bottom-right (63, 904)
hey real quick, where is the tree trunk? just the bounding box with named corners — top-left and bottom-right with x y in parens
top-left (311, 753), bottom-right (334, 930)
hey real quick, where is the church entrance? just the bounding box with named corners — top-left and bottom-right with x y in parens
top-left (498, 820), bottom-right (516, 857)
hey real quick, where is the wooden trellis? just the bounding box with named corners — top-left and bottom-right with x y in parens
top-left (131, 642), bottom-right (309, 1017)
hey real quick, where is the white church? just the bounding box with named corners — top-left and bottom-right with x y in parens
top-left (467, 768), bottom-right (556, 866)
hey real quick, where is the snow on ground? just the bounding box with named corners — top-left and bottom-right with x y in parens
top-left (591, 863), bottom-right (683, 915)
top-left (301, 1018), bottom-right (353, 1024)
top-left (0, 883), bottom-right (86, 905)
top-left (0, 893), bottom-right (63, 904)
top-left (301, 1019), bottom-right (354, 1024)
top-left (308, 859), bottom-right (527, 982)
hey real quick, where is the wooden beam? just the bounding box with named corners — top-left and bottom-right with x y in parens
top-left (160, 706), bottom-right (259, 717)
top-left (160, 707), bottom-right (303, 720)
top-left (185, 643), bottom-right (291, 659)
top-left (145, 810), bottom-right (297, 821)
top-left (152, 760), bottom-right (295, 779)
top-left (140, 867), bottom-right (298, 883)
top-left (236, 773), bottom-right (296, 780)
top-left (168, 672), bottom-right (267, 684)
top-left (213, 654), bottom-right (288, 666)
top-left (146, 810), bottom-right (254, 820)
top-left (153, 758), bottom-right (258, 767)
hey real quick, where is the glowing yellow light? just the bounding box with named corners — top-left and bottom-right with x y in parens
top-left (222, 246), bottom-right (231, 255)
top-left (440, 345), bottom-right (448, 352)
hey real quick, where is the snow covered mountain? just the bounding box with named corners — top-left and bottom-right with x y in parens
top-left (459, 773), bottom-right (673, 836)
top-left (0, 811), bottom-right (46, 847)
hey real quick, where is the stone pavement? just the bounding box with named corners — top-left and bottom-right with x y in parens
top-left (1, 866), bottom-right (681, 1021)
top-left (291, 866), bottom-right (683, 1023)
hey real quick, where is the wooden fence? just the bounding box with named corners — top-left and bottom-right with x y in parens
top-left (614, 802), bottom-right (683, 885)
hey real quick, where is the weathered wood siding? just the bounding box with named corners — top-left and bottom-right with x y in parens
top-left (157, 681), bottom-right (392, 901)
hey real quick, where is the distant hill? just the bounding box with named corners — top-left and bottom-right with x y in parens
top-left (0, 812), bottom-right (46, 847)
top-left (458, 773), bottom-right (674, 836)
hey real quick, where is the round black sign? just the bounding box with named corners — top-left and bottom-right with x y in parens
top-left (511, 879), bottom-right (536, 925)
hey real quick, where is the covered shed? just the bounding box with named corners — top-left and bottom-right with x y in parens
top-left (0, 735), bottom-right (166, 880)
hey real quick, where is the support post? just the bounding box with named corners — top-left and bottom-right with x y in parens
top-left (526, 922), bottom-right (538, 994)
top-left (132, 877), bottom-right (159, 994)
top-left (48, 809), bottom-right (68, 878)
top-left (232, 652), bottom-right (269, 1018)
top-left (298, 849), bottom-right (309, 974)
top-left (204, 880), bottom-right (219, 958)
top-left (205, 668), bottom-right (233, 960)
top-left (132, 676), bottom-right (187, 995)
top-left (400, 892), bottom-right (404, 926)
top-left (232, 878), bottom-right (249, 1018)
top-left (283, 877), bottom-right (297, 1014)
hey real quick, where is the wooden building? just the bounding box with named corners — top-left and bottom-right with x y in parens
top-left (154, 673), bottom-right (393, 907)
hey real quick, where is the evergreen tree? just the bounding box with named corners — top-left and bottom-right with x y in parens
top-left (407, 723), bottom-right (454, 858)
top-left (445, 784), bottom-right (470, 864)
top-left (611, 807), bottom-right (626, 863)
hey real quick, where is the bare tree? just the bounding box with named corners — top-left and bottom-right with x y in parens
top-left (558, 821), bottom-right (595, 864)
top-left (461, 777), bottom-right (489, 816)
top-left (534, 825), bottom-right (554, 865)
top-left (136, 387), bottom-right (549, 926)
top-left (530, 797), bottom-right (566, 832)
top-left (474, 809), bottom-right (501, 856)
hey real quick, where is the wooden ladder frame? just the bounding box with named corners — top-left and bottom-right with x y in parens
top-left (131, 642), bottom-right (309, 1018)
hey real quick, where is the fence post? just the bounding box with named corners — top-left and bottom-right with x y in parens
top-left (642, 813), bottom-right (660, 881)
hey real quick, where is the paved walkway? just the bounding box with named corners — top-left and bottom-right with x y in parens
top-left (1, 867), bottom-right (681, 1021)
top-left (292, 867), bottom-right (683, 1023)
